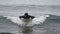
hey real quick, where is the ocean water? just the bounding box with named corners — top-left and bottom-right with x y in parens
top-left (0, 5), bottom-right (60, 34)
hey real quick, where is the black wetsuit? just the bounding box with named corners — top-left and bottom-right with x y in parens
top-left (19, 13), bottom-right (35, 19)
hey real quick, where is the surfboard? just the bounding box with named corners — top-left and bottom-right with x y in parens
top-left (23, 18), bottom-right (32, 25)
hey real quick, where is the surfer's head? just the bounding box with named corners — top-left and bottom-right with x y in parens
top-left (24, 13), bottom-right (28, 16)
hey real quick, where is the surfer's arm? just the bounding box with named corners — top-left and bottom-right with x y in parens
top-left (31, 16), bottom-right (35, 19)
top-left (19, 16), bottom-right (24, 19)
top-left (29, 15), bottom-right (35, 19)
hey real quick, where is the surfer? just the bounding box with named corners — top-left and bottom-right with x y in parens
top-left (19, 13), bottom-right (35, 19)
top-left (19, 13), bottom-right (35, 24)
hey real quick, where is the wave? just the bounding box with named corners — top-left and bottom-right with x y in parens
top-left (0, 14), bottom-right (60, 26)
top-left (48, 14), bottom-right (60, 19)
top-left (2, 15), bottom-right (50, 26)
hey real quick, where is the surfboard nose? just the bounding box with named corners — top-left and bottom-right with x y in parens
top-left (23, 19), bottom-right (32, 25)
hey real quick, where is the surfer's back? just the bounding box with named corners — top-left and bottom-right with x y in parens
top-left (19, 13), bottom-right (35, 19)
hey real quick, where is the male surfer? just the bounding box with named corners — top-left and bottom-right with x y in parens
top-left (19, 13), bottom-right (35, 19)
top-left (19, 13), bottom-right (35, 24)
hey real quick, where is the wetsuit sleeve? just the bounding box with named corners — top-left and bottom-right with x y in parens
top-left (19, 16), bottom-right (24, 19)
top-left (31, 16), bottom-right (35, 19)
top-left (29, 15), bottom-right (35, 19)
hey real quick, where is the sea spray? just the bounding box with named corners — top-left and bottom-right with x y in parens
top-left (3, 15), bottom-right (50, 26)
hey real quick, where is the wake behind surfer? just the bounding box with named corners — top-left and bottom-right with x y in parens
top-left (19, 13), bottom-right (35, 24)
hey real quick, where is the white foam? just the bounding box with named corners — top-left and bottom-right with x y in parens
top-left (32, 15), bottom-right (50, 24)
top-left (4, 16), bottom-right (24, 26)
top-left (3, 15), bottom-right (50, 26)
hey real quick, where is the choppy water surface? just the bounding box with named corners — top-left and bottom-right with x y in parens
top-left (0, 5), bottom-right (60, 34)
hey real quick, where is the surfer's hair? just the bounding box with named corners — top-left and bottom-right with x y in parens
top-left (24, 13), bottom-right (28, 16)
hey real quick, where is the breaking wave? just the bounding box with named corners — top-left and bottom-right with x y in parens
top-left (2, 15), bottom-right (50, 26)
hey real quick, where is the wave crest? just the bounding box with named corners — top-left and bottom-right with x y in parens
top-left (3, 15), bottom-right (50, 26)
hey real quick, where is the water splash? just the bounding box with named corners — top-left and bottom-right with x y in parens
top-left (3, 15), bottom-right (50, 26)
